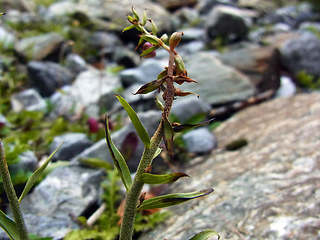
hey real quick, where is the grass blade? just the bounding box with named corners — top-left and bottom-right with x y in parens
top-left (18, 143), bottom-right (63, 203)
top-left (115, 95), bottom-right (150, 147)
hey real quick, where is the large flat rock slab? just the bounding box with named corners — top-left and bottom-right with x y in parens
top-left (140, 93), bottom-right (320, 240)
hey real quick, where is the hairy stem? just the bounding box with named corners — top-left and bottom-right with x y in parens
top-left (120, 124), bottom-right (163, 240)
top-left (0, 140), bottom-right (30, 240)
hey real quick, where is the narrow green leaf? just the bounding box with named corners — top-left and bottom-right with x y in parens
top-left (78, 158), bottom-right (113, 171)
top-left (0, 210), bottom-right (20, 240)
top-left (140, 45), bottom-right (158, 57)
top-left (141, 172), bottom-right (189, 184)
top-left (157, 69), bottom-right (167, 80)
top-left (127, 15), bottom-right (134, 23)
top-left (149, 19), bottom-right (158, 35)
top-left (173, 119), bottom-right (215, 132)
top-left (0, 12), bottom-right (6, 16)
top-left (174, 54), bottom-right (186, 75)
top-left (131, 7), bottom-right (139, 21)
top-left (142, 10), bottom-right (147, 25)
top-left (104, 115), bottom-right (132, 191)
top-left (141, 35), bottom-right (160, 45)
top-left (162, 117), bottom-right (174, 159)
top-left (18, 143), bottom-right (63, 203)
top-left (153, 147), bottom-right (162, 159)
top-left (138, 188), bottom-right (213, 210)
top-left (155, 98), bottom-right (164, 111)
top-left (122, 25), bottom-right (135, 33)
top-left (134, 78), bottom-right (165, 95)
top-left (189, 229), bottom-right (220, 240)
top-left (115, 95), bottom-right (150, 147)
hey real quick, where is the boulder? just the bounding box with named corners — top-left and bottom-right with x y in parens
top-left (183, 52), bottom-right (256, 105)
top-left (182, 127), bottom-right (216, 154)
top-left (16, 33), bottom-right (64, 61)
top-left (10, 88), bottom-right (47, 112)
top-left (70, 68), bottom-right (121, 117)
top-left (50, 133), bottom-right (93, 161)
top-left (205, 5), bottom-right (256, 41)
top-left (156, 0), bottom-right (198, 10)
top-left (27, 61), bottom-right (74, 97)
top-left (280, 32), bottom-right (320, 77)
top-left (140, 92), bottom-right (320, 240)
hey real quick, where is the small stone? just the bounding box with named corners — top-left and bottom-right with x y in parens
top-left (183, 127), bottom-right (216, 154)
top-left (10, 89), bottom-right (47, 112)
top-left (275, 76), bottom-right (296, 98)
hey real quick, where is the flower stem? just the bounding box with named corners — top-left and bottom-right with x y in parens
top-left (119, 124), bottom-right (163, 240)
top-left (0, 140), bottom-right (30, 240)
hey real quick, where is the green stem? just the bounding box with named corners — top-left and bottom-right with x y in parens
top-left (119, 124), bottom-right (163, 240)
top-left (0, 140), bottom-right (30, 240)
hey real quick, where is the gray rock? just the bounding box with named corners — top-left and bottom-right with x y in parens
top-left (183, 52), bottom-right (256, 105)
top-left (27, 61), bottom-right (74, 97)
top-left (18, 165), bottom-right (104, 239)
top-left (275, 76), bottom-right (296, 98)
top-left (16, 33), bottom-right (64, 61)
top-left (140, 92), bottom-right (320, 240)
top-left (50, 133), bottom-right (93, 161)
top-left (70, 68), bottom-right (121, 117)
top-left (183, 127), bottom-right (216, 154)
top-left (171, 96), bottom-right (211, 122)
top-left (48, 86), bottom-right (77, 120)
top-left (72, 111), bottom-right (162, 172)
top-left (65, 53), bottom-right (87, 74)
top-left (0, 26), bottom-right (15, 50)
top-left (10, 89), bottom-right (47, 112)
top-left (47, 1), bottom-right (79, 17)
top-left (196, 0), bottom-right (237, 15)
top-left (77, 0), bottom-right (171, 33)
top-left (112, 46), bottom-right (140, 68)
top-left (0, 114), bottom-right (10, 127)
top-left (9, 150), bottom-right (38, 173)
top-left (280, 32), bottom-right (320, 77)
top-left (205, 5), bottom-right (254, 41)
top-left (119, 59), bottom-right (166, 87)
top-left (173, 7), bottom-right (200, 28)
top-left (238, 0), bottom-right (282, 12)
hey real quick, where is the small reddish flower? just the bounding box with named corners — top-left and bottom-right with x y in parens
top-left (87, 117), bottom-right (99, 133)
top-left (141, 42), bottom-right (156, 58)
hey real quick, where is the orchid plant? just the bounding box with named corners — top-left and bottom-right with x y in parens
top-left (104, 8), bottom-right (219, 240)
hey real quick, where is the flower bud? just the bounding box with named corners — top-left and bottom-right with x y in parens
top-left (169, 32), bottom-right (183, 50)
top-left (141, 42), bottom-right (156, 58)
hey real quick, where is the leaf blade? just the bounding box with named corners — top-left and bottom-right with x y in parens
top-left (18, 143), bottom-right (62, 203)
top-left (0, 210), bottom-right (20, 240)
top-left (104, 115), bottom-right (132, 191)
top-left (173, 118), bottom-right (215, 132)
top-left (162, 117), bottom-right (174, 160)
top-left (189, 229), bottom-right (220, 240)
top-left (137, 188), bottom-right (213, 210)
top-left (141, 172), bottom-right (189, 185)
top-left (115, 95), bottom-right (150, 147)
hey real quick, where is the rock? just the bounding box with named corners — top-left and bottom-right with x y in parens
top-left (48, 86), bottom-right (77, 120)
top-left (0, 26), bottom-right (15, 50)
top-left (77, 0), bottom-right (171, 33)
top-left (140, 92), bottom-right (320, 240)
top-left (260, 2), bottom-right (314, 28)
top-left (50, 133), bottom-right (93, 161)
top-left (182, 127), bottom-right (216, 154)
top-left (15, 33), bottom-right (64, 61)
top-left (72, 111), bottom-right (162, 172)
top-left (183, 52), bottom-right (256, 105)
top-left (119, 59), bottom-right (166, 88)
top-left (17, 165), bottom-right (104, 239)
top-left (65, 53), bottom-right (87, 74)
top-left (299, 21), bottom-right (320, 32)
top-left (70, 68), bottom-right (121, 117)
top-left (156, 0), bottom-right (198, 10)
top-left (47, 1), bottom-right (79, 18)
top-left (0, 114), bottom-right (10, 128)
top-left (9, 150), bottom-right (38, 174)
top-left (219, 45), bottom-right (281, 93)
top-left (171, 96), bottom-right (211, 122)
top-left (0, 0), bottom-right (34, 12)
top-left (205, 5), bottom-right (256, 42)
top-left (196, 0), bottom-right (237, 15)
top-left (27, 61), bottom-right (74, 97)
top-left (179, 28), bottom-right (206, 43)
top-left (112, 46), bottom-right (140, 68)
top-left (238, 0), bottom-right (282, 12)
top-left (275, 76), bottom-right (296, 98)
top-left (173, 7), bottom-right (200, 28)
top-left (280, 32), bottom-right (320, 77)
top-left (10, 89), bottom-right (47, 112)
